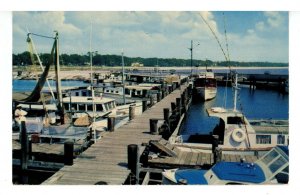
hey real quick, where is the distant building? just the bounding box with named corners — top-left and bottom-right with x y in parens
top-left (131, 62), bottom-right (144, 67)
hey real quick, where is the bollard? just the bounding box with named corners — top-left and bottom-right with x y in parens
top-left (214, 147), bottom-right (222, 164)
top-left (129, 105), bottom-right (135, 120)
top-left (149, 119), bottom-right (158, 134)
top-left (163, 108), bottom-right (170, 125)
top-left (127, 144), bottom-right (138, 178)
top-left (150, 95), bottom-right (154, 107)
top-left (176, 97), bottom-right (181, 116)
top-left (64, 140), bottom-right (74, 165)
top-left (142, 100), bottom-right (147, 112)
top-left (161, 90), bottom-right (165, 99)
top-left (181, 93), bottom-right (186, 114)
top-left (171, 102), bottom-right (176, 113)
top-left (157, 92), bottom-right (161, 102)
top-left (107, 116), bottom-right (115, 132)
top-left (20, 121), bottom-right (28, 171)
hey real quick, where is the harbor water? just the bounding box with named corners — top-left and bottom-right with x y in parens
top-left (181, 86), bottom-right (289, 135)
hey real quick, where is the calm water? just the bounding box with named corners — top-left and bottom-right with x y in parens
top-left (181, 86), bottom-right (289, 135)
top-left (12, 79), bottom-right (89, 92)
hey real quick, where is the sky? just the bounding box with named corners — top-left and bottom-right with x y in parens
top-left (12, 11), bottom-right (289, 63)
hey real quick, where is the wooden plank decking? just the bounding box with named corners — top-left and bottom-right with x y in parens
top-left (42, 85), bottom-right (188, 185)
top-left (148, 139), bottom-right (259, 168)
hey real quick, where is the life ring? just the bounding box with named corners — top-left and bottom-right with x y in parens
top-left (231, 128), bottom-right (246, 143)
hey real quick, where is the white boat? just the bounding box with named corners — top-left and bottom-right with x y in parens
top-left (162, 145), bottom-right (289, 185)
top-left (173, 74), bottom-right (288, 154)
top-left (193, 69), bottom-right (217, 101)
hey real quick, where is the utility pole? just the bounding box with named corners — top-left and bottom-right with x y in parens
top-left (189, 40), bottom-right (193, 75)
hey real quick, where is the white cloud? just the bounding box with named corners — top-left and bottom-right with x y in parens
top-left (264, 11), bottom-right (285, 28)
top-left (13, 11), bottom-right (288, 62)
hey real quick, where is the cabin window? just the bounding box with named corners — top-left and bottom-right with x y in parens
top-left (269, 156), bottom-right (286, 173)
top-left (104, 103), bottom-right (109, 111)
top-left (256, 135), bottom-right (271, 144)
top-left (125, 88), bottom-right (130, 95)
top-left (96, 104), bottom-right (103, 112)
top-left (75, 92), bottom-right (79, 96)
top-left (64, 103), bottom-right (69, 110)
top-left (136, 90), bottom-right (141, 95)
top-left (78, 104), bottom-right (86, 111)
top-left (106, 90), bottom-right (110, 93)
top-left (82, 91), bottom-right (87, 96)
top-left (261, 150), bottom-right (278, 165)
top-left (227, 117), bottom-right (245, 124)
top-left (115, 91), bottom-right (119, 94)
top-left (87, 104), bottom-right (93, 111)
top-left (277, 135), bottom-right (285, 144)
top-left (71, 103), bottom-right (77, 111)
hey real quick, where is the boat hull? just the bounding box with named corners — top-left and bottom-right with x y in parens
top-left (196, 87), bottom-right (217, 101)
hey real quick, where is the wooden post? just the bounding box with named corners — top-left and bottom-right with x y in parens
top-left (149, 119), bottom-right (158, 134)
top-left (157, 92), bottom-right (161, 102)
top-left (215, 147), bottom-right (222, 164)
top-left (64, 140), bottom-right (74, 165)
top-left (150, 95), bottom-right (154, 107)
top-left (142, 100), bottom-right (147, 112)
top-left (171, 102), bottom-right (176, 113)
top-left (107, 116), bottom-right (115, 132)
top-left (212, 135), bottom-right (219, 164)
top-left (163, 108), bottom-right (170, 126)
top-left (129, 105), bottom-right (135, 120)
top-left (127, 144), bottom-right (139, 184)
top-left (181, 93), bottom-right (186, 114)
top-left (176, 97), bottom-right (181, 116)
top-left (161, 90), bottom-right (165, 99)
top-left (20, 121), bottom-right (28, 171)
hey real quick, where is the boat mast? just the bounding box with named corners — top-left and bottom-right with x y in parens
top-left (90, 22), bottom-right (97, 143)
top-left (121, 50), bottom-right (126, 105)
top-left (233, 73), bottom-right (238, 112)
top-left (54, 31), bottom-right (63, 111)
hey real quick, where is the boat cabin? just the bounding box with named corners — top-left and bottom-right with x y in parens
top-left (62, 96), bottom-right (116, 118)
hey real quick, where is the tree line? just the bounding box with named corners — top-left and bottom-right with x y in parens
top-left (13, 51), bottom-right (288, 67)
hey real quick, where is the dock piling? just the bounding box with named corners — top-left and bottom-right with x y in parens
top-left (149, 119), bottom-right (158, 134)
top-left (107, 116), bottom-right (115, 132)
top-left (64, 140), bottom-right (74, 165)
top-left (129, 105), bottom-right (135, 120)
top-left (142, 100), bottom-right (147, 112)
top-left (20, 121), bottom-right (28, 171)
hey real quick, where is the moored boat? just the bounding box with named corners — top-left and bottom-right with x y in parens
top-left (162, 145), bottom-right (289, 185)
top-left (193, 69), bottom-right (217, 101)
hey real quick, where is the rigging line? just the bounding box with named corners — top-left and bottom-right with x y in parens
top-left (27, 34), bottom-right (56, 102)
top-left (199, 13), bottom-right (229, 62)
top-left (28, 32), bottom-right (55, 39)
top-left (223, 12), bottom-right (231, 62)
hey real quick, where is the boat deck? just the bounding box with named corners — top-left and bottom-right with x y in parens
top-left (42, 85), bottom-right (188, 185)
top-left (148, 139), bottom-right (259, 168)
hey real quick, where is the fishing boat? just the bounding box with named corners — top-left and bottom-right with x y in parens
top-left (193, 69), bottom-right (217, 101)
top-left (162, 145), bottom-right (289, 185)
top-left (173, 74), bottom-right (288, 154)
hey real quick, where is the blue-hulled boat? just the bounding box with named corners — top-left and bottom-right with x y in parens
top-left (162, 146), bottom-right (289, 185)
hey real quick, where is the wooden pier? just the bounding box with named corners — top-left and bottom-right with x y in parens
top-left (42, 84), bottom-right (189, 185)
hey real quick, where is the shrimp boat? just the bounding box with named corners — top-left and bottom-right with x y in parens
top-left (193, 69), bottom-right (217, 101)
top-left (162, 145), bottom-right (289, 185)
top-left (173, 74), bottom-right (288, 155)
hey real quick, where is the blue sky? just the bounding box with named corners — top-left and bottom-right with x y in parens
top-left (13, 11), bottom-right (288, 63)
